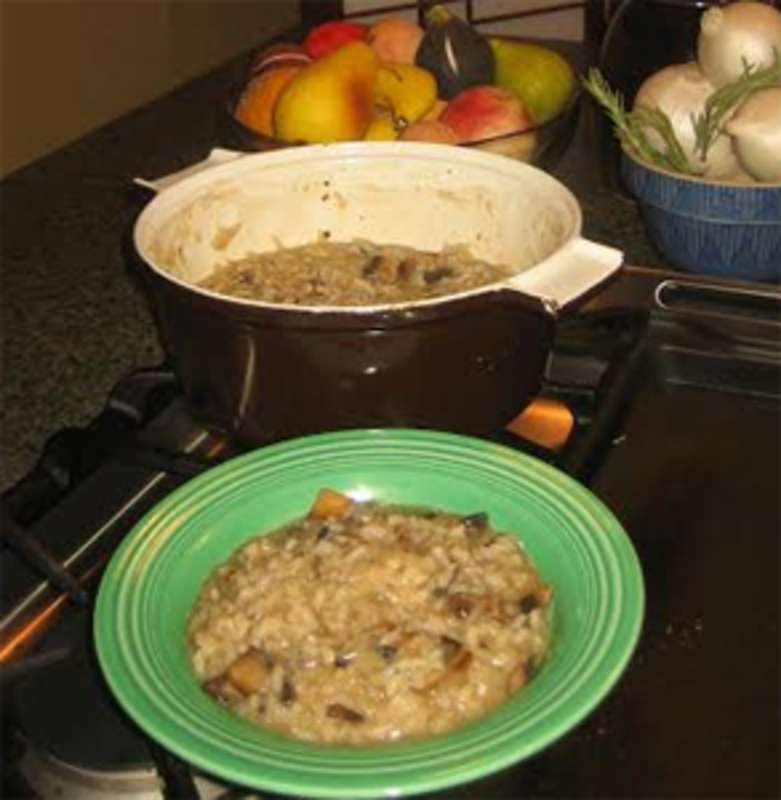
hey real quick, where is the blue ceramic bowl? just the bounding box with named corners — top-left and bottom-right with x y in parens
top-left (620, 148), bottom-right (781, 283)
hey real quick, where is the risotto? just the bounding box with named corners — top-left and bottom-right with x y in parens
top-left (187, 489), bottom-right (552, 745)
top-left (197, 239), bottom-right (516, 306)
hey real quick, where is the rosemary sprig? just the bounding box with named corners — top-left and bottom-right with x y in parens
top-left (630, 105), bottom-right (696, 174)
top-left (693, 49), bottom-right (781, 161)
top-left (581, 68), bottom-right (698, 175)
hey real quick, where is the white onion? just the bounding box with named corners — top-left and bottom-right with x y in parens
top-left (633, 62), bottom-right (741, 179)
top-left (725, 87), bottom-right (781, 181)
top-left (697, 1), bottom-right (781, 88)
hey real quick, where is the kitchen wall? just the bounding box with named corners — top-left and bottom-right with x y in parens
top-left (0, 0), bottom-right (300, 178)
top-left (343, 0), bottom-right (585, 40)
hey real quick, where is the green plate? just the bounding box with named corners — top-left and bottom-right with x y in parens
top-left (94, 429), bottom-right (644, 798)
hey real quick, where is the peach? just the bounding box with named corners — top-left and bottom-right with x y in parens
top-left (400, 119), bottom-right (458, 144)
top-left (367, 17), bottom-right (424, 64)
top-left (440, 86), bottom-right (533, 144)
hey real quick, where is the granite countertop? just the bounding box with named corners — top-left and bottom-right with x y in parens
top-left (0, 39), bottom-right (670, 492)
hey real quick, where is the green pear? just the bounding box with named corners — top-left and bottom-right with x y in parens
top-left (274, 42), bottom-right (380, 143)
top-left (489, 38), bottom-right (576, 125)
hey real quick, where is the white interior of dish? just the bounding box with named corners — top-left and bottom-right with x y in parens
top-left (138, 145), bottom-right (576, 282)
top-left (134, 143), bottom-right (611, 311)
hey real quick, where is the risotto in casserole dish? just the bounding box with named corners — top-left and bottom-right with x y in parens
top-left (197, 240), bottom-right (516, 306)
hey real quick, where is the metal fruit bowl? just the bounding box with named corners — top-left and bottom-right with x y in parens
top-left (215, 37), bottom-right (581, 172)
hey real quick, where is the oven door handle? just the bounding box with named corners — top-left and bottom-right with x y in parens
top-left (654, 278), bottom-right (781, 327)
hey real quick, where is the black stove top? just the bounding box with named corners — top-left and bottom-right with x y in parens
top-left (2, 267), bottom-right (779, 800)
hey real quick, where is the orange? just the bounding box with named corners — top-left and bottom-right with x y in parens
top-left (235, 65), bottom-right (302, 138)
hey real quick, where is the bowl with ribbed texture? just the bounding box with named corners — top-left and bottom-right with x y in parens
top-left (621, 147), bottom-right (781, 282)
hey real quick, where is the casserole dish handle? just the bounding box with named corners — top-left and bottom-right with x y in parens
top-left (134, 148), bottom-right (244, 193)
top-left (505, 238), bottom-right (624, 316)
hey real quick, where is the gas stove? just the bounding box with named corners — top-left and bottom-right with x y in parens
top-left (2, 266), bottom-right (779, 800)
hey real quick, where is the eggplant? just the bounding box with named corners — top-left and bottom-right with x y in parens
top-left (415, 4), bottom-right (495, 100)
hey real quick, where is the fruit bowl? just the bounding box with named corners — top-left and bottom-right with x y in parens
top-left (217, 80), bottom-right (580, 169)
top-left (217, 79), bottom-right (579, 170)
top-left (215, 32), bottom-right (581, 171)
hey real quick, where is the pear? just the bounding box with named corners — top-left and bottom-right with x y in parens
top-left (489, 39), bottom-right (575, 125)
top-left (373, 63), bottom-right (438, 126)
top-left (274, 42), bottom-right (380, 143)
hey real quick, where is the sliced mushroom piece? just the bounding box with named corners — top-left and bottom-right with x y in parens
top-left (419, 646), bottom-right (473, 693)
top-left (334, 651), bottom-right (357, 668)
top-left (326, 703), bottom-right (366, 723)
top-left (519, 584), bottom-right (554, 615)
top-left (462, 511), bottom-right (489, 529)
top-left (432, 566), bottom-right (460, 598)
top-left (279, 675), bottom-right (297, 706)
top-left (440, 634), bottom-right (463, 664)
top-left (448, 648), bottom-right (472, 673)
top-left (203, 675), bottom-right (237, 702)
top-left (396, 258), bottom-right (418, 283)
top-left (374, 254), bottom-right (402, 284)
top-left (507, 655), bottom-right (541, 694)
top-left (519, 594), bottom-right (539, 614)
top-left (446, 592), bottom-right (478, 619)
top-left (361, 255), bottom-right (382, 279)
top-left (423, 266), bottom-right (455, 285)
top-left (367, 253), bottom-right (421, 285)
top-left (316, 523), bottom-right (333, 541)
top-left (375, 643), bottom-right (398, 662)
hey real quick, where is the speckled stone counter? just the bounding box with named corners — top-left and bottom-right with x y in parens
top-left (0, 41), bottom-right (669, 492)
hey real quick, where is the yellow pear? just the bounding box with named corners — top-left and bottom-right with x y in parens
top-left (373, 63), bottom-right (437, 126)
top-left (274, 42), bottom-right (380, 143)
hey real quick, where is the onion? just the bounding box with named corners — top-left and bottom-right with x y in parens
top-left (725, 87), bottom-right (781, 181)
top-left (633, 62), bottom-right (741, 179)
top-left (697, 1), bottom-right (781, 88)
